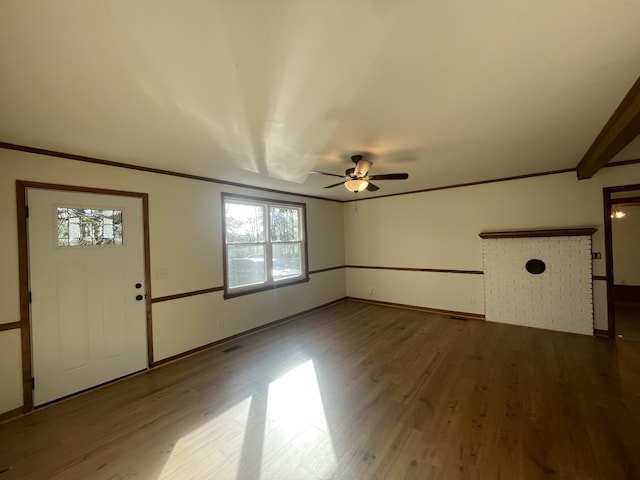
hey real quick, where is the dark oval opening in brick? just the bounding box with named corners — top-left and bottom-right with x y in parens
top-left (525, 259), bottom-right (546, 275)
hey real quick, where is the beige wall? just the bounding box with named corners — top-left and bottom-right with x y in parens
top-left (0, 149), bottom-right (346, 414)
top-left (344, 164), bottom-right (640, 329)
top-left (4, 146), bottom-right (640, 417)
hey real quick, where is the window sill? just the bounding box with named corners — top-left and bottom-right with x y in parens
top-left (223, 275), bottom-right (310, 299)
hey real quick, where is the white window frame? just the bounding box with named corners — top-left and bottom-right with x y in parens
top-left (222, 193), bottom-right (309, 298)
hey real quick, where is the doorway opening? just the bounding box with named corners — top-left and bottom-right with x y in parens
top-left (603, 184), bottom-right (640, 340)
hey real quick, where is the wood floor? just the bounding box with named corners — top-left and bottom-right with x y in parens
top-left (616, 305), bottom-right (640, 341)
top-left (1, 300), bottom-right (640, 479)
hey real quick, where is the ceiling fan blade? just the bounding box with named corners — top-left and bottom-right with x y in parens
top-left (309, 170), bottom-right (345, 178)
top-left (367, 173), bottom-right (409, 181)
top-left (324, 181), bottom-right (346, 189)
top-left (366, 182), bottom-right (380, 192)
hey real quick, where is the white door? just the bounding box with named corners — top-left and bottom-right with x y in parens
top-left (28, 189), bottom-right (148, 406)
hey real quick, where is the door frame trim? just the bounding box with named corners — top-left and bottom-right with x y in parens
top-left (16, 180), bottom-right (154, 411)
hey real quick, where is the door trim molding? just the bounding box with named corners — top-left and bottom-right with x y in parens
top-left (16, 181), bottom-right (154, 411)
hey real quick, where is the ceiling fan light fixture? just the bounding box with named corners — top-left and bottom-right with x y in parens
top-left (345, 179), bottom-right (369, 193)
top-left (314, 154), bottom-right (408, 192)
top-left (353, 159), bottom-right (372, 177)
top-left (611, 208), bottom-right (626, 219)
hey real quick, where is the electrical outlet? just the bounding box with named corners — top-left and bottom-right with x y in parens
top-left (368, 287), bottom-right (373, 295)
top-left (153, 267), bottom-right (170, 280)
top-left (469, 296), bottom-right (476, 305)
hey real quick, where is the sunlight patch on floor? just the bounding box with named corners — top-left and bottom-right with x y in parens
top-left (267, 360), bottom-right (327, 436)
top-left (262, 359), bottom-right (338, 477)
top-left (158, 396), bottom-right (252, 479)
top-left (158, 359), bottom-right (337, 479)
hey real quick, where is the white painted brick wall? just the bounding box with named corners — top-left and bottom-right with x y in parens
top-left (482, 236), bottom-right (593, 335)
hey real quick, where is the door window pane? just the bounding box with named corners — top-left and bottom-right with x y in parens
top-left (57, 207), bottom-right (123, 246)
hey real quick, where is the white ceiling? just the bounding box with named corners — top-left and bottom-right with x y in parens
top-left (1, 1), bottom-right (640, 200)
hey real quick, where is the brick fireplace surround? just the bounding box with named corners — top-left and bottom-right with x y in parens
top-left (480, 228), bottom-right (597, 335)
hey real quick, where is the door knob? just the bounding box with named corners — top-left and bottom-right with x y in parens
top-left (135, 283), bottom-right (142, 289)
top-left (135, 294), bottom-right (143, 301)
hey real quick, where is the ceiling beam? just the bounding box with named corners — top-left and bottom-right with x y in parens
top-left (576, 75), bottom-right (640, 179)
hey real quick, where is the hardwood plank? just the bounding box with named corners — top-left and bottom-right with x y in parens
top-left (0, 300), bottom-right (639, 479)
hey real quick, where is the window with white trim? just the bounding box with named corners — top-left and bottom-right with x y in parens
top-left (223, 194), bottom-right (308, 297)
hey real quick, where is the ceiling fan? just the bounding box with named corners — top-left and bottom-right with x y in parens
top-left (310, 154), bottom-right (409, 193)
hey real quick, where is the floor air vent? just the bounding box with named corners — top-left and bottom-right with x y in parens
top-left (222, 344), bottom-right (243, 353)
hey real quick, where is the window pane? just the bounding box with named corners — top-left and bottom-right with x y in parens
top-left (57, 207), bottom-right (123, 246)
top-left (227, 245), bottom-right (266, 288)
top-left (270, 207), bottom-right (300, 242)
top-left (272, 243), bottom-right (302, 281)
top-left (223, 195), bottom-right (306, 296)
top-left (225, 202), bottom-right (265, 243)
